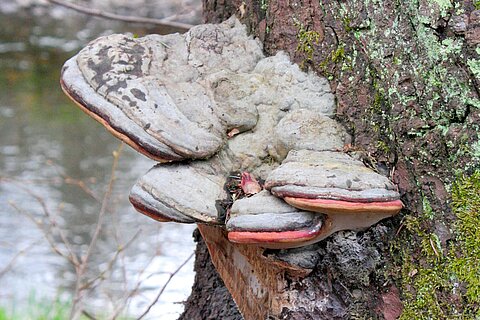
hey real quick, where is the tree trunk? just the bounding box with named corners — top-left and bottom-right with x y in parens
top-left (182, 1), bottom-right (480, 319)
top-left (179, 229), bottom-right (242, 320)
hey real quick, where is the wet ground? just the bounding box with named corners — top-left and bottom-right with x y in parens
top-left (0, 1), bottom-right (200, 318)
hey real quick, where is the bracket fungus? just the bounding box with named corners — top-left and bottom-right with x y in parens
top-left (226, 191), bottom-right (324, 249)
top-left (61, 17), bottom-right (402, 249)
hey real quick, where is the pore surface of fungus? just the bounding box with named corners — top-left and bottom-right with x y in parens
top-left (61, 17), bottom-right (402, 249)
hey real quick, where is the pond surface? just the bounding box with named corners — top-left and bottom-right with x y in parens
top-left (0, 2), bottom-right (199, 319)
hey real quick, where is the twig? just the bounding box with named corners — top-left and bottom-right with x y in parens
top-left (63, 176), bottom-right (99, 201)
top-left (31, 190), bottom-right (80, 265)
top-left (108, 202), bottom-right (133, 318)
top-left (82, 310), bottom-right (98, 320)
top-left (109, 233), bottom-right (162, 319)
top-left (80, 229), bottom-right (141, 291)
top-left (87, 229), bottom-right (141, 320)
top-left (70, 143), bottom-right (123, 319)
top-left (0, 176), bottom-right (63, 184)
top-left (45, 0), bottom-right (194, 31)
top-left (0, 239), bottom-right (40, 278)
top-left (9, 202), bottom-right (75, 263)
top-left (47, 159), bottom-right (101, 202)
top-left (3, 141), bottom-right (187, 319)
top-left (0, 174), bottom-right (99, 202)
top-left (136, 252), bottom-right (195, 320)
top-left (7, 181), bottom-right (80, 267)
top-left (82, 144), bottom-right (122, 266)
top-left (48, 159), bottom-right (123, 207)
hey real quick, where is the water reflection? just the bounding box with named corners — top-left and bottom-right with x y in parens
top-left (0, 3), bottom-right (197, 319)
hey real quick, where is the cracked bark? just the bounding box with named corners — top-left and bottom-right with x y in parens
top-left (181, 1), bottom-right (480, 319)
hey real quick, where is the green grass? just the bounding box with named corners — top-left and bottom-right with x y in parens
top-left (0, 308), bottom-right (8, 320)
top-left (0, 293), bottom-right (71, 320)
top-left (0, 292), bottom-right (135, 320)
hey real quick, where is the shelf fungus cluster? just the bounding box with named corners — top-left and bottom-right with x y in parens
top-left (61, 17), bottom-right (402, 249)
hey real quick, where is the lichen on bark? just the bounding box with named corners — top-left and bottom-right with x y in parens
top-left (201, 0), bottom-right (480, 318)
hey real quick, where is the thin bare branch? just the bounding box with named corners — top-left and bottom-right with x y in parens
top-left (0, 176), bottom-right (63, 185)
top-left (0, 239), bottom-right (41, 278)
top-left (70, 143), bottom-right (123, 319)
top-left (82, 310), bottom-right (98, 320)
top-left (4, 140), bottom-right (193, 319)
top-left (107, 198), bottom-right (130, 319)
top-left (81, 144), bottom-right (122, 267)
top-left (9, 202), bottom-right (73, 262)
top-left (80, 229), bottom-right (142, 291)
top-left (136, 252), bottom-right (195, 320)
top-left (45, 0), bottom-right (193, 31)
top-left (0, 174), bottom-right (99, 202)
top-left (30, 188), bottom-right (80, 266)
top-left (63, 176), bottom-right (100, 201)
top-left (109, 237), bottom-right (161, 319)
top-left (47, 159), bottom-right (101, 202)
top-left (7, 183), bottom-right (80, 267)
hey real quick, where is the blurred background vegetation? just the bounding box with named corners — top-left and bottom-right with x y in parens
top-left (0, 1), bottom-right (201, 319)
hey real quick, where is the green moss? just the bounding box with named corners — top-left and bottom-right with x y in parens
top-left (260, 0), bottom-right (269, 11)
top-left (396, 171), bottom-right (480, 318)
top-left (475, 1), bottom-right (480, 10)
top-left (331, 46), bottom-right (346, 63)
top-left (318, 45), bottom-right (351, 79)
top-left (327, 1), bottom-right (480, 316)
top-left (450, 171), bottom-right (480, 306)
top-left (376, 140), bottom-right (391, 153)
top-left (343, 16), bottom-right (353, 33)
top-left (294, 20), bottom-right (321, 67)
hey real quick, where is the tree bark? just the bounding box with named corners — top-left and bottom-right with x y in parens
top-left (182, 1), bottom-right (480, 319)
top-left (179, 229), bottom-right (242, 320)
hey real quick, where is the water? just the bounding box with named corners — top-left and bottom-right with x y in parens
top-left (0, 1), bottom-right (199, 318)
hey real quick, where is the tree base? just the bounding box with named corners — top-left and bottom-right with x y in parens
top-left (179, 228), bottom-right (242, 320)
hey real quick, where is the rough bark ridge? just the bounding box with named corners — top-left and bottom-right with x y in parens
top-left (191, 0), bottom-right (480, 318)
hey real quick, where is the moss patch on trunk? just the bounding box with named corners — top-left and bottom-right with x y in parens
top-left (393, 171), bottom-right (480, 318)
